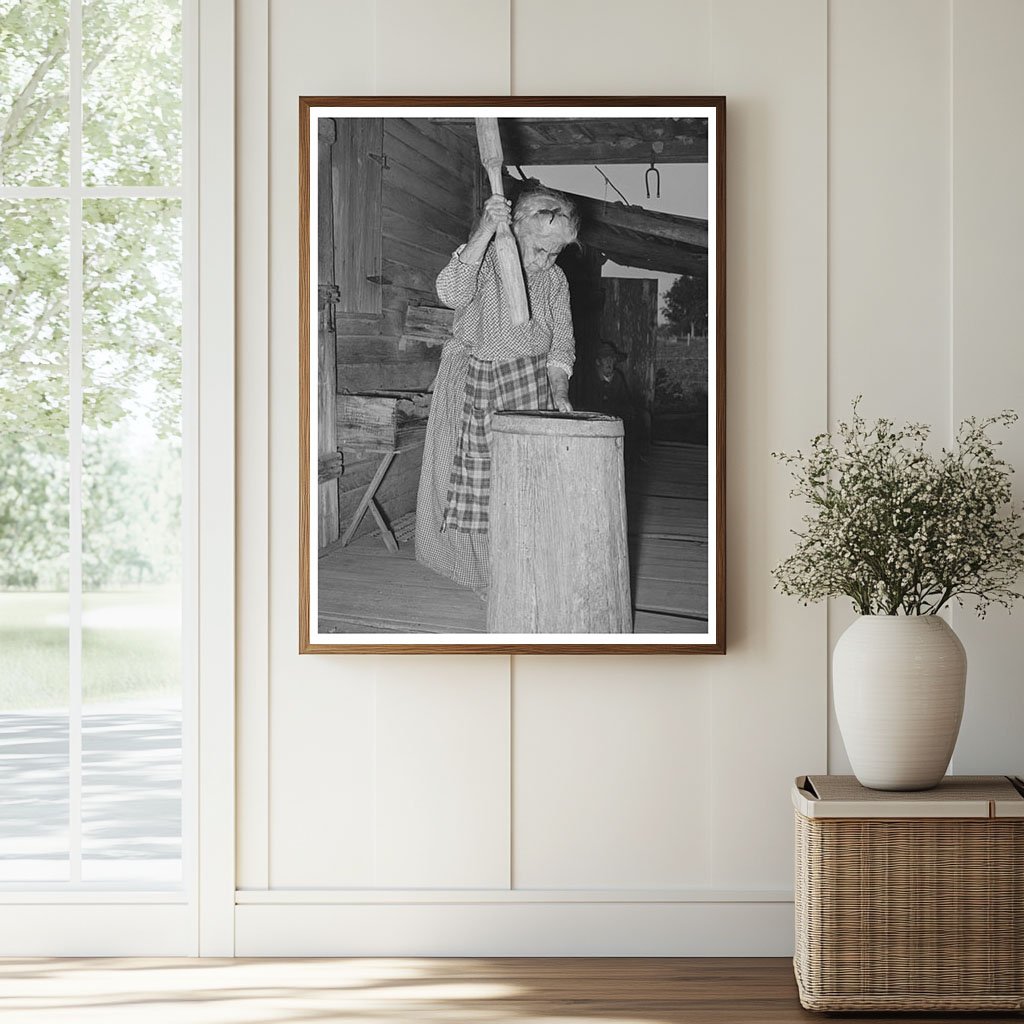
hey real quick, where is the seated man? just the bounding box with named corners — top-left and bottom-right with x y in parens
top-left (589, 342), bottom-right (632, 419)
top-left (585, 341), bottom-right (649, 462)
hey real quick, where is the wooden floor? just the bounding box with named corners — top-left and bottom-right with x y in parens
top-left (0, 957), bottom-right (1017, 1022)
top-left (319, 514), bottom-right (488, 634)
top-left (627, 442), bottom-right (708, 634)
top-left (318, 441), bottom-right (708, 635)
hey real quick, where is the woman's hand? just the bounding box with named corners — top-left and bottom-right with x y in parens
top-left (459, 195), bottom-right (512, 267)
top-left (548, 367), bottom-right (573, 413)
top-left (479, 194), bottom-right (512, 236)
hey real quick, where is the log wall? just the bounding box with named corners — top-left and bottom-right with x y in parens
top-left (335, 118), bottom-right (479, 395)
top-left (320, 117), bottom-right (480, 548)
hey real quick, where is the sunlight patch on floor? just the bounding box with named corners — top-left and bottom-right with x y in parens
top-left (0, 958), bottom-right (687, 1024)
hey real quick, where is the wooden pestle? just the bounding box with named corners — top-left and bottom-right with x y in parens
top-left (474, 118), bottom-right (530, 324)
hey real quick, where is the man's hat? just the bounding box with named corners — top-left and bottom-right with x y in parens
top-left (596, 341), bottom-right (625, 362)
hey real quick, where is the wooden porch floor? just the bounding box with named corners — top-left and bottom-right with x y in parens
top-left (318, 441), bottom-right (708, 635)
top-left (319, 521), bottom-right (488, 634)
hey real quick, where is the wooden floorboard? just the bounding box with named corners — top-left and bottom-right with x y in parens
top-left (630, 536), bottom-right (708, 578)
top-left (319, 535), bottom-right (487, 634)
top-left (634, 609), bottom-right (707, 633)
top-left (631, 537), bottom-right (708, 619)
top-left (627, 503), bottom-right (707, 543)
top-left (634, 576), bottom-right (708, 619)
top-left (627, 449), bottom-right (709, 621)
top-left (627, 459), bottom-right (707, 501)
top-left (2, 956), bottom-right (1014, 1022)
top-left (628, 480), bottom-right (707, 501)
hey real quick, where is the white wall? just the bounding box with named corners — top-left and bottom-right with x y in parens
top-left (233, 0), bottom-right (1024, 955)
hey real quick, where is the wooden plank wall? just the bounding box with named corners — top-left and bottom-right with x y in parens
top-left (329, 118), bottom-right (480, 545)
top-left (335, 118), bottom-right (479, 395)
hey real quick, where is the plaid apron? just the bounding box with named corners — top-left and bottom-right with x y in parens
top-left (443, 353), bottom-right (551, 533)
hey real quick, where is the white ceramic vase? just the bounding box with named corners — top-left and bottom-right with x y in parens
top-left (833, 615), bottom-right (967, 791)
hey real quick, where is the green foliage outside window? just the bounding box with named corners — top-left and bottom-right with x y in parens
top-left (1, 1), bottom-right (182, 592)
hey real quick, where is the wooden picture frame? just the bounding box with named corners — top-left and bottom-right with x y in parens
top-left (299, 97), bottom-right (725, 653)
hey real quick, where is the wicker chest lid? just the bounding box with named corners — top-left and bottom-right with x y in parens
top-left (794, 774), bottom-right (1024, 819)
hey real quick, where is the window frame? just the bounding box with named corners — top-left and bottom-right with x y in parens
top-left (0, 0), bottom-right (235, 956)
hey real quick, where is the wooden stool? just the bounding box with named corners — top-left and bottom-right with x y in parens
top-left (334, 391), bottom-right (431, 553)
top-left (339, 449), bottom-right (399, 552)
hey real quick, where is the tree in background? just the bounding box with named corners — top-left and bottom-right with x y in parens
top-left (1, 0), bottom-right (182, 589)
top-left (662, 273), bottom-right (708, 339)
top-left (1, 0), bottom-right (181, 187)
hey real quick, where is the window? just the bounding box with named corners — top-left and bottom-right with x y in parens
top-left (0, 0), bottom-right (192, 890)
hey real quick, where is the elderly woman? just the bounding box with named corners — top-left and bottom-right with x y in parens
top-left (415, 187), bottom-right (580, 594)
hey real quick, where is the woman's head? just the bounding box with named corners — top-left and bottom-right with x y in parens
top-left (512, 188), bottom-right (579, 272)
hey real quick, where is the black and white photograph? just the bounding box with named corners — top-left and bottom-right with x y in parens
top-left (300, 99), bottom-right (725, 652)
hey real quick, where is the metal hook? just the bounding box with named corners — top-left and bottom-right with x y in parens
top-left (645, 155), bottom-right (660, 200)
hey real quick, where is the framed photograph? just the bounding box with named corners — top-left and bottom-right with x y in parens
top-left (299, 97), bottom-right (725, 653)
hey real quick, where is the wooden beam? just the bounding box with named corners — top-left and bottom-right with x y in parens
top-left (591, 236), bottom-right (708, 276)
top-left (506, 176), bottom-right (709, 276)
top-left (506, 139), bottom-right (707, 165)
top-left (569, 193), bottom-right (708, 250)
top-left (434, 117), bottom-right (709, 165)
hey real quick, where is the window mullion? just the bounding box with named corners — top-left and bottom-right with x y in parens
top-left (68, 0), bottom-right (83, 886)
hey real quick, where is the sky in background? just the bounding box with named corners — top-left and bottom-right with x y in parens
top-left (518, 161), bottom-right (709, 316)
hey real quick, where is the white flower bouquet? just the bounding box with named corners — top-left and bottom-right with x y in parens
top-left (772, 401), bottom-right (1024, 616)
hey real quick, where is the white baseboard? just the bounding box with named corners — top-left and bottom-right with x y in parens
top-left (235, 896), bottom-right (795, 957)
top-left (0, 904), bottom-right (195, 956)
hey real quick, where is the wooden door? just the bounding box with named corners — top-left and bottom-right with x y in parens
top-left (557, 244), bottom-right (605, 409)
top-left (599, 277), bottom-right (659, 409)
top-left (317, 118), bottom-right (340, 548)
top-left (332, 118), bottom-right (384, 316)
top-left (318, 117), bottom-right (386, 550)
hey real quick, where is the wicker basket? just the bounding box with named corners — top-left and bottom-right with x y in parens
top-left (793, 775), bottom-right (1024, 1012)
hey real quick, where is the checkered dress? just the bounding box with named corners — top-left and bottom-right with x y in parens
top-left (414, 244), bottom-right (575, 590)
top-left (442, 353), bottom-right (552, 533)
